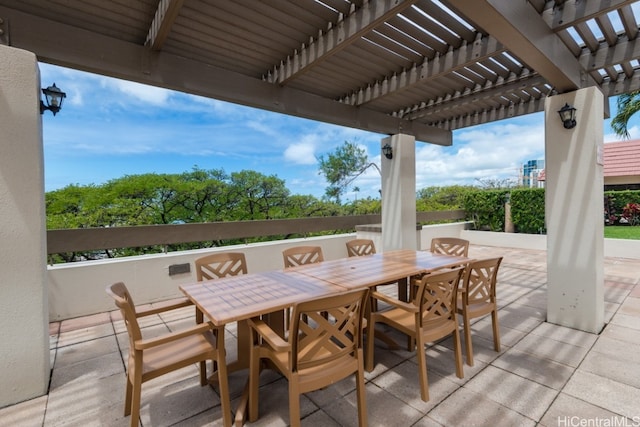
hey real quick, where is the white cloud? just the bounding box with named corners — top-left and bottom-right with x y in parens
top-left (106, 79), bottom-right (171, 105)
top-left (284, 139), bottom-right (317, 165)
top-left (604, 125), bottom-right (640, 142)
top-left (413, 119), bottom-right (545, 188)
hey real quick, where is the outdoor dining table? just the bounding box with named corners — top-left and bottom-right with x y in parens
top-left (178, 249), bottom-right (469, 426)
top-left (290, 249), bottom-right (469, 300)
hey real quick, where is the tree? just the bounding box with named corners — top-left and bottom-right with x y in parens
top-left (474, 177), bottom-right (517, 190)
top-left (317, 141), bottom-right (378, 203)
top-left (611, 90), bottom-right (640, 138)
top-left (179, 167), bottom-right (230, 222)
top-left (417, 185), bottom-right (474, 211)
top-left (228, 170), bottom-right (290, 220)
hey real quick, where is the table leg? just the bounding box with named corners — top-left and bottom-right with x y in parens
top-left (229, 310), bottom-right (286, 426)
top-left (397, 277), bottom-right (408, 301)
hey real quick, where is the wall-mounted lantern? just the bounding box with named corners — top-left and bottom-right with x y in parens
top-left (557, 103), bottom-right (577, 129)
top-left (40, 83), bottom-right (66, 116)
top-left (382, 143), bottom-right (393, 159)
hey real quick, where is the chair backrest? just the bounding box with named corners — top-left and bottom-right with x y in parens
top-left (282, 246), bottom-right (324, 268)
top-left (346, 239), bottom-right (376, 257)
top-left (430, 237), bottom-right (470, 257)
top-left (106, 282), bottom-right (142, 353)
top-left (461, 257), bottom-right (503, 306)
top-left (289, 288), bottom-right (369, 373)
top-left (195, 252), bottom-right (248, 281)
top-left (414, 267), bottom-right (465, 327)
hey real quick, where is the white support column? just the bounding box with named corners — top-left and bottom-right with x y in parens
top-left (381, 133), bottom-right (417, 251)
top-left (545, 87), bottom-right (604, 333)
top-left (0, 45), bottom-right (49, 405)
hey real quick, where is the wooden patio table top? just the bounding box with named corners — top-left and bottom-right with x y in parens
top-left (179, 270), bottom-right (343, 327)
top-left (179, 249), bottom-right (470, 326)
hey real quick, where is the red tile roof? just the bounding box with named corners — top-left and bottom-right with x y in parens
top-left (537, 140), bottom-right (640, 182)
top-left (603, 139), bottom-right (640, 177)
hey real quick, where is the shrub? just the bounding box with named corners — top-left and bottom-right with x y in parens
top-left (463, 189), bottom-right (508, 231)
top-left (622, 203), bottom-right (640, 226)
top-left (510, 188), bottom-right (546, 234)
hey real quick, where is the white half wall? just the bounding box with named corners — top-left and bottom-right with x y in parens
top-left (0, 45), bottom-right (49, 406)
top-left (48, 234), bottom-right (354, 321)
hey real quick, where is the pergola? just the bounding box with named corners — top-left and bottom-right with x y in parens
top-left (1, 0), bottom-right (638, 408)
top-left (2, 1), bottom-right (639, 137)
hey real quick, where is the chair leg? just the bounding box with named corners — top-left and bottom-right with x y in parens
top-left (355, 351), bottom-right (368, 427)
top-left (216, 353), bottom-right (232, 427)
top-left (463, 313), bottom-right (474, 366)
top-left (199, 361), bottom-right (207, 386)
top-left (130, 372), bottom-right (142, 427)
top-left (491, 309), bottom-right (501, 352)
top-left (289, 377), bottom-right (301, 427)
top-left (124, 374), bottom-right (133, 416)
top-left (407, 335), bottom-right (415, 351)
top-left (453, 326), bottom-right (464, 379)
top-left (248, 345), bottom-right (260, 422)
top-left (415, 334), bottom-right (430, 402)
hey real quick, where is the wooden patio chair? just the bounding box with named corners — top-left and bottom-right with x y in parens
top-left (282, 245), bottom-right (324, 267)
top-left (345, 238), bottom-right (376, 257)
top-left (430, 237), bottom-right (470, 257)
top-left (194, 251), bottom-right (250, 376)
top-left (366, 267), bottom-right (465, 401)
top-left (248, 288), bottom-right (369, 427)
top-left (457, 257), bottom-right (503, 366)
top-left (194, 252), bottom-right (248, 323)
top-left (106, 282), bottom-right (232, 427)
top-left (195, 252), bottom-right (248, 281)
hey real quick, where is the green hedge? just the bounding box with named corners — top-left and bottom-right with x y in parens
top-left (463, 188), bottom-right (640, 233)
top-left (510, 188), bottom-right (546, 234)
top-left (463, 190), bottom-right (508, 231)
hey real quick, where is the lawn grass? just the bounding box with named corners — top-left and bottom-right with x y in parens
top-left (604, 226), bottom-right (640, 240)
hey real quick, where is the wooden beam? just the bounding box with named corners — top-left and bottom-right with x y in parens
top-left (447, 0), bottom-right (588, 93)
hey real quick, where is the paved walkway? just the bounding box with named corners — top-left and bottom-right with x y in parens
top-left (2, 245), bottom-right (639, 426)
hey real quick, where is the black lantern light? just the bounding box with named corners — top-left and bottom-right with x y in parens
top-left (382, 143), bottom-right (393, 159)
top-left (40, 83), bottom-right (66, 116)
top-left (557, 103), bottom-right (577, 129)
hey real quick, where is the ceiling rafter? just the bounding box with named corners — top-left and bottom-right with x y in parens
top-left (145, 0), bottom-right (185, 50)
top-left (266, 0), bottom-right (418, 85)
top-left (429, 96), bottom-right (546, 130)
top-left (447, 0), bottom-right (591, 93)
top-left (543, 0), bottom-right (636, 31)
top-left (579, 34), bottom-right (640, 73)
top-left (342, 33), bottom-right (504, 106)
top-left (600, 68), bottom-right (640, 96)
top-left (406, 73), bottom-right (548, 121)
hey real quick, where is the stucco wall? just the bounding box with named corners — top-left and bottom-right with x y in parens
top-left (0, 45), bottom-right (49, 407)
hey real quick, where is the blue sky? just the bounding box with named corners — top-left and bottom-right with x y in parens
top-left (39, 63), bottom-right (638, 201)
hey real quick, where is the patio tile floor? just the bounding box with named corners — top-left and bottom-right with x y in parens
top-left (2, 245), bottom-right (639, 426)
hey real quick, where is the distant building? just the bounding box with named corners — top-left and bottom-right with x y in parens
top-left (535, 139), bottom-right (640, 190)
top-left (520, 159), bottom-right (545, 188)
